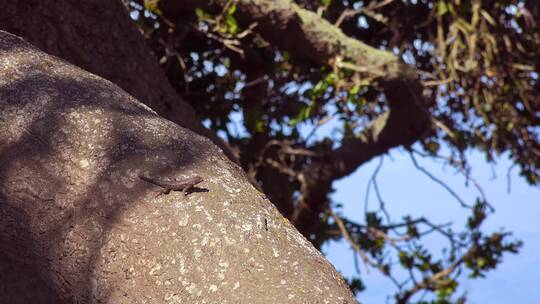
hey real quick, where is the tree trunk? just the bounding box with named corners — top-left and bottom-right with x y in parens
top-left (0, 30), bottom-right (355, 303)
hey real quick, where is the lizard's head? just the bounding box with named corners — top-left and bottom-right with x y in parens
top-left (192, 176), bottom-right (204, 184)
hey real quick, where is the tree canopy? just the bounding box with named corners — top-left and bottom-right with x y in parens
top-left (127, 0), bottom-right (537, 302)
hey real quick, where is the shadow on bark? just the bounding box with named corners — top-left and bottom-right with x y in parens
top-left (0, 42), bottom-right (199, 302)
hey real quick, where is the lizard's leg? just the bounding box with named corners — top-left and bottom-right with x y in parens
top-left (154, 189), bottom-right (170, 197)
top-left (182, 186), bottom-right (193, 196)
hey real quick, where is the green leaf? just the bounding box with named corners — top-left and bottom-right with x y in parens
top-left (225, 15), bottom-right (238, 34)
top-left (349, 84), bottom-right (360, 96)
top-left (195, 8), bottom-right (211, 21)
top-left (312, 80), bottom-right (328, 97)
top-left (426, 141), bottom-right (441, 154)
top-left (477, 257), bottom-right (487, 268)
top-left (195, 8), bottom-right (203, 17)
top-left (254, 119), bottom-right (265, 133)
top-left (506, 121), bottom-right (514, 131)
top-left (399, 252), bottom-right (413, 268)
top-left (145, 0), bottom-right (162, 15)
top-left (437, 0), bottom-right (448, 16)
top-left (289, 103), bottom-right (313, 126)
top-left (226, 3), bottom-right (237, 15)
top-left (310, 73), bottom-right (336, 99)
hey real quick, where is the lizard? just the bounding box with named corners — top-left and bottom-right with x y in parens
top-left (138, 174), bottom-right (204, 196)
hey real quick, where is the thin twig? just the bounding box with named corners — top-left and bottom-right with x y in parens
top-left (506, 163), bottom-right (516, 193)
top-left (371, 157), bottom-right (392, 224)
top-left (409, 152), bottom-right (471, 208)
top-left (411, 148), bottom-right (493, 211)
top-left (330, 209), bottom-right (373, 269)
top-left (335, 0), bottom-right (395, 27)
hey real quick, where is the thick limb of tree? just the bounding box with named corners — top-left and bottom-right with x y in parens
top-left (0, 31), bottom-right (356, 303)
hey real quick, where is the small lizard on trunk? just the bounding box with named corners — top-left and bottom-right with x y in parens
top-left (138, 175), bottom-right (203, 196)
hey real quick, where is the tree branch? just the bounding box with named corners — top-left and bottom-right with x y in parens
top-left (155, 0), bottom-right (432, 236)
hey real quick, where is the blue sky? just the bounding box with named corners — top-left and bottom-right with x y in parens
top-left (219, 109), bottom-right (539, 303)
top-left (322, 148), bottom-right (540, 303)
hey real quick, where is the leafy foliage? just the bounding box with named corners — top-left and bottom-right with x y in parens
top-left (128, 0), bottom-right (536, 302)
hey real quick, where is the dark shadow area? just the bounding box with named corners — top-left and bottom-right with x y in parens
top-left (0, 256), bottom-right (62, 304)
top-left (0, 201), bottom-right (64, 304)
top-left (0, 37), bottom-right (202, 302)
top-left (186, 187), bottom-right (209, 195)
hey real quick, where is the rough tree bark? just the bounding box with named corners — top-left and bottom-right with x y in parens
top-left (0, 0), bottom-right (236, 162)
top-left (0, 31), bottom-right (355, 303)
